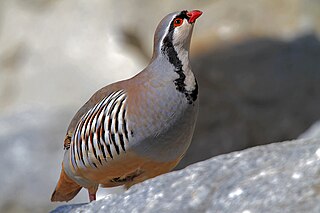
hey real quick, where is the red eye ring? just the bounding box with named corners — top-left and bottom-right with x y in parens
top-left (174, 18), bottom-right (183, 27)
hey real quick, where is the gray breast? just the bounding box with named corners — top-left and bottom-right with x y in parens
top-left (129, 84), bottom-right (199, 162)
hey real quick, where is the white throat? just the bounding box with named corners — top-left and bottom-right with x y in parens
top-left (174, 45), bottom-right (196, 92)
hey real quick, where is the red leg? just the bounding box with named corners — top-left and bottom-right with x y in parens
top-left (88, 186), bottom-right (98, 202)
top-left (89, 192), bottom-right (96, 202)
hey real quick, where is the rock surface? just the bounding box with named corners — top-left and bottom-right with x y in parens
top-left (52, 137), bottom-right (320, 213)
top-left (0, 107), bottom-right (122, 213)
top-left (0, 107), bottom-right (74, 213)
top-left (299, 120), bottom-right (320, 139)
top-left (182, 34), bottom-right (320, 169)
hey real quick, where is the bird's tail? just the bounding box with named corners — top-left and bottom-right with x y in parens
top-left (51, 166), bottom-right (82, 202)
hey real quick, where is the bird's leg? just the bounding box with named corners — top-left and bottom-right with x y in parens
top-left (88, 186), bottom-right (98, 202)
top-left (88, 192), bottom-right (96, 202)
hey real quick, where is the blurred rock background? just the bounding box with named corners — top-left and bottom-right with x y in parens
top-left (0, 0), bottom-right (319, 212)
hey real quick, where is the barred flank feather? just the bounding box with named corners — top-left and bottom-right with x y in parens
top-left (71, 90), bottom-right (129, 170)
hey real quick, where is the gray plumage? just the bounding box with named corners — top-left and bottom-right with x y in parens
top-left (51, 9), bottom-right (202, 202)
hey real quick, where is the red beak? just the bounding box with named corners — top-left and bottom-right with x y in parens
top-left (187, 10), bottom-right (203, 23)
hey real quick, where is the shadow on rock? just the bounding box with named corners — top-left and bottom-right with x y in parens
top-left (177, 33), bottom-right (320, 169)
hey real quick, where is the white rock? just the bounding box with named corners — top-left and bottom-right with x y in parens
top-left (0, 106), bottom-right (121, 212)
top-left (52, 138), bottom-right (320, 213)
top-left (299, 120), bottom-right (320, 139)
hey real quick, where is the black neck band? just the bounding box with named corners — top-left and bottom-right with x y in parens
top-left (161, 22), bottom-right (198, 104)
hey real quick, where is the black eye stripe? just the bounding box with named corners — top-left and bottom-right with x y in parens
top-left (160, 10), bottom-right (190, 52)
top-left (169, 11), bottom-right (189, 31)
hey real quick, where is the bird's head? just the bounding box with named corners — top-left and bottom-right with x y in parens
top-left (153, 10), bottom-right (202, 59)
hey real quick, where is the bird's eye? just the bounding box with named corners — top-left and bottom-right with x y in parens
top-left (174, 18), bottom-right (183, 27)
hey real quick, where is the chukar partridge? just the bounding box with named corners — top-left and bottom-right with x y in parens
top-left (51, 9), bottom-right (202, 202)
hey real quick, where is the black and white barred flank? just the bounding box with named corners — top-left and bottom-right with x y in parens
top-left (70, 90), bottom-right (129, 170)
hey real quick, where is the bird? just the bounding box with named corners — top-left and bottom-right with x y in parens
top-left (51, 9), bottom-right (202, 202)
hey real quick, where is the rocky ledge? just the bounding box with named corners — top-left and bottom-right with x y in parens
top-left (52, 137), bottom-right (320, 213)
